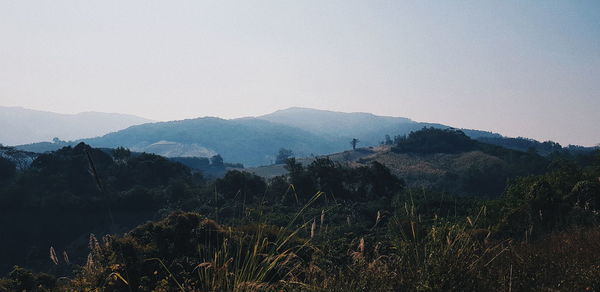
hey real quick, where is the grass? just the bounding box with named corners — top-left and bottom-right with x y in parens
top-left (3, 207), bottom-right (600, 291)
top-left (4, 177), bottom-right (600, 291)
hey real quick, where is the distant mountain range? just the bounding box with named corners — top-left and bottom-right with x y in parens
top-left (11, 107), bottom-right (506, 166)
top-left (80, 117), bottom-right (345, 166)
top-left (259, 107), bottom-right (502, 145)
top-left (0, 106), bottom-right (152, 145)
top-left (9, 106), bottom-right (596, 167)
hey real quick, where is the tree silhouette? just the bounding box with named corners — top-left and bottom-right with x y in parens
top-left (350, 138), bottom-right (360, 150)
top-left (112, 147), bottom-right (131, 165)
top-left (210, 154), bottom-right (224, 166)
top-left (275, 148), bottom-right (294, 164)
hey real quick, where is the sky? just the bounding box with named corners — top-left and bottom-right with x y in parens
top-left (1, 1), bottom-right (599, 146)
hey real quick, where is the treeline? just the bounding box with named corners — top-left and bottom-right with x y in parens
top-left (386, 127), bottom-right (597, 156)
top-left (0, 143), bottom-right (203, 274)
top-left (386, 128), bottom-right (549, 197)
top-left (0, 130), bottom-right (599, 291)
top-left (0, 143), bottom-right (405, 275)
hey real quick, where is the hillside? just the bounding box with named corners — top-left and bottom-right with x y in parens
top-left (74, 108), bottom-right (504, 167)
top-left (0, 106), bottom-right (153, 146)
top-left (81, 117), bottom-right (346, 167)
top-left (1, 139), bottom-right (598, 290)
top-left (11, 107), bottom-right (591, 168)
top-left (1, 131), bottom-right (599, 290)
top-left (248, 145), bottom-right (546, 197)
top-left (0, 146), bottom-right (39, 170)
top-left (258, 107), bottom-right (502, 146)
top-left (246, 128), bottom-right (551, 197)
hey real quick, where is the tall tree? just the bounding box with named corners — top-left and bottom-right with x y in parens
top-left (350, 138), bottom-right (360, 150)
top-left (210, 154), bottom-right (224, 167)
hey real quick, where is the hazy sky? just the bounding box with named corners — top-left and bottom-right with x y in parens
top-left (1, 1), bottom-right (599, 146)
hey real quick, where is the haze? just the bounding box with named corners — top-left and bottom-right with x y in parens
top-left (1, 1), bottom-right (599, 146)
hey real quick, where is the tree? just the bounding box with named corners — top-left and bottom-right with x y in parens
top-left (384, 135), bottom-right (393, 145)
top-left (350, 138), bottom-right (360, 150)
top-left (210, 154), bottom-right (224, 167)
top-left (112, 147), bottom-right (131, 165)
top-left (51, 137), bottom-right (67, 144)
top-left (284, 157), bottom-right (303, 175)
top-left (275, 148), bottom-right (294, 164)
top-left (215, 170), bottom-right (266, 201)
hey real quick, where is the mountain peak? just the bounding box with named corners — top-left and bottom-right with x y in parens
top-left (258, 107), bottom-right (416, 139)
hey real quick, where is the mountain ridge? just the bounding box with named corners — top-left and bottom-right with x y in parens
top-left (0, 106), bottom-right (153, 145)
top-left (73, 108), bottom-right (503, 166)
top-left (11, 106), bottom-right (593, 167)
top-left (79, 116), bottom-right (345, 166)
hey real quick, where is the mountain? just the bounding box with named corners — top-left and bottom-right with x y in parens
top-left (258, 107), bottom-right (597, 154)
top-left (81, 117), bottom-right (346, 167)
top-left (0, 106), bottom-right (153, 145)
top-left (14, 107), bottom-right (576, 167)
top-left (247, 128), bottom-right (550, 197)
top-left (258, 107), bottom-right (413, 137)
top-left (258, 107), bottom-right (501, 146)
top-left (31, 108), bottom-right (503, 167)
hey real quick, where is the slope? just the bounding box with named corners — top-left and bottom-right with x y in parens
top-left (0, 106), bottom-right (153, 145)
top-left (258, 107), bottom-right (501, 146)
top-left (82, 117), bottom-right (346, 166)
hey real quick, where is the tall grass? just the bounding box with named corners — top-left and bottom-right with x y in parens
top-left (183, 190), bottom-right (324, 291)
top-left (31, 177), bottom-right (600, 291)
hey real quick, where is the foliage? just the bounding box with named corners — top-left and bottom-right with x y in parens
top-left (1, 144), bottom-right (600, 291)
top-left (0, 156), bottom-right (16, 181)
top-left (275, 148), bottom-right (293, 164)
top-left (284, 157), bottom-right (404, 202)
top-left (216, 170), bottom-right (267, 202)
top-left (494, 153), bottom-right (600, 240)
top-left (393, 127), bottom-right (477, 154)
top-left (112, 147), bottom-right (131, 165)
top-left (170, 156), bottom-right (210, 169)
top-left (478, 136), bottom-right (563, 156)
top-left (0, 143), bottom-right (202, 273)
top-left (211, 154), bottom-right (224, 167)
top-left (0, 266), bottom-right (56, 292)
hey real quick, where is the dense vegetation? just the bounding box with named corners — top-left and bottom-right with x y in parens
top-left (392, 128), bottom-right (477, 154)
top-left (1, 128), bottom-right (599, 291)
top-left (381, 128), bottom-right (550, 198)
top-left (475, 136), bottom-right (598, 156)
top-left (0, 143), bottom-right (203, 274)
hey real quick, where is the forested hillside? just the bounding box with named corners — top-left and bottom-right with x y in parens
top-left (80, 117), bottom-right (345, 167)
top-left (1, 128), bottom-right (599, 291)
top-left (13, 108), bottom-right (594, 168)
